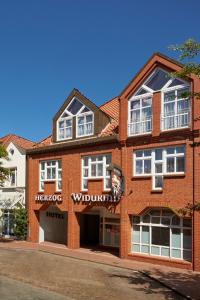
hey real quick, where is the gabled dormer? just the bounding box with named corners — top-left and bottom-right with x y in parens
top-left (52, 89), bottom-right (111, 143)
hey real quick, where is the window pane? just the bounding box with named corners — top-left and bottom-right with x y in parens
top-left (83, 179), bottom-right (88, 189)
top-left (172, 249), bottom-right (181, 259)
top-left (41, 171), bottom-right (45, 180)
top-left (106, 155), bottom-right (111, 164)
top-left (59, 121), bottom-right (64, 128)
top-left (172, 215), bottom-right (180, 226)
top-left (68, 98), bottom-right (83, 115)
top-left (176, 157), bottom-right (185, 172)
top-left (183, 218), bottom-right (192, 227)
top-left (145, 69), bottom-right (170, 91)
top-left (65, 119), bottom-right (72, 127)
top-left (91, 164), bottom-right (96, 176)
top-left (78, 116), bottom-right (84, 125)
top-left (183, 229), bottom-right (192, 249)
top-left (167, 147), bottom-right (175, 154)
top-left (47, 168), bottom-right (51, 179)
top-left (167, 157), bottom-right (175, 172)
top-left (183, 250), bottom-right (192, 262)
top-left (142, 98), bottom-right (151, 107)
top-left (161, 248), bottom-right (170, 257)
top-left (131, 110), bottom-right (140, 122)
top-left (136, 151), bottom-right (143, 157)
top-left (144, 159), bottom-right (151, 174)
top-left (136, 161), bottom-right (143, 174)
top-left (97, 164), bottom-right (103, 176)
top-left (172, 228), bottom-right (181, 248)
top-left (164, 91), bottom-right (176, 102)
top-left (142, 214), bottom-right (150, 223)
top-left (142, 107), bottom-right (152, 120)
top-left (142, 226), bottom-right (149, 244)
top-left (66, 127), bottom-right (72, 138)
top-left (161, 217), bottom-right (170, 225)
top-left (164, 102), bottom-right (175, 116)
top-left (86, 114), bottom-right (93, 122)
top-left (155, 163), bottom-right (162, 173)
top-left (133, 244), bottom-right (140, 252)
top-left (58, 181), bottom-right (62, 190)
top-left (144, 150), bottom-right (151, 157)
top-left (133, 225), bottom-right (140, 243)
top-left (83, 168), bottom-right (88, 177)
top-left (52, 168), bottom-right (56, 179)
top-left (176, 146), bottom-right (185, 154)
top-left (141, 245), bottom-right (149, 253)
top-left (154, 176), bottom-right (163, 188)
top-left (83, 157), bottom-right (89, 166)
top-left (131, 100), bottom-right (140, 110)
top-left (151, 246), bottom-right (160, 255)
top-left (155, 149), bottom-right (163, 160)
top-left (133, 216), bottom-right (140, 224)
top-left (177, 88), bottom-right (189, 99)
top-left (152, 227), bottom-right (170, 246)
top-left (152, 217), bottom-right (160, 224)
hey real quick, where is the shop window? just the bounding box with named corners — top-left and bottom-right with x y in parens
top-left (39, 160), bottom-right (62, 192)
top-left (134, 145), bottom-right (185, 190)
top-left (82, 154), bottom-right (111, 191)
top-left (131, 208), bottom-right (192, 261)
top-left (57, 97), bottom-right (94, 140)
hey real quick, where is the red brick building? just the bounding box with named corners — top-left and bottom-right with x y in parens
top-left (27, 53), bottom-right (200, 271)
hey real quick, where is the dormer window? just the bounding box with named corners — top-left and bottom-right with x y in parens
top-left (128, 68), bottom-right (190, 136)
top-left (57, 97), bottom-right (94, 141)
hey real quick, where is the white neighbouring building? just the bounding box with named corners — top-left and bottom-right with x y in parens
top-left (0, 134), bottom-right (34, 237)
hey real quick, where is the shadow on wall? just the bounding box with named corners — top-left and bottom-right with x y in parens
top-left (109, 269), bottom-right (200, 300)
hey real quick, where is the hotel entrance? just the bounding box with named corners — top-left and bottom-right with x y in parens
top-left (79, 207), bottom-right (120, 250)
top-left (39, 205), bottom-right (67, 245)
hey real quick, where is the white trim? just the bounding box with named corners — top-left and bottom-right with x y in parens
top-left (39, 160), bottom-right (62, 192)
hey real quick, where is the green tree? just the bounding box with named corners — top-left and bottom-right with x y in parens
top-left (0, 144), bottom-right (9, 186)
top-left (14, 208), bottom-right (28, 240)
top-left (169, 38), bottom-right (200, 98)
top-left (169, 39), bottom-right (200, 216)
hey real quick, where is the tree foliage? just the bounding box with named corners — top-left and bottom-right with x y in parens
top-left (0, 144), bottom-right (9, 186)
top-left (169, 38), bottom-right (200, 98)
top-left (14, 208), bottom-right (28, 240)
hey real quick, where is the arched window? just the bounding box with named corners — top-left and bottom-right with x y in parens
top-left (57, 97), bottom-right (94, 140)
top-left (132, 208), bottom-right (192, 261)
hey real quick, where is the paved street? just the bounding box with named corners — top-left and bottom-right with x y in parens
top-left (0, 248), bottom-right (184, 300)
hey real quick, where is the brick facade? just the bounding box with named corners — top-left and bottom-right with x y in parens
top-left (27, 53), bottom-right (200, 271)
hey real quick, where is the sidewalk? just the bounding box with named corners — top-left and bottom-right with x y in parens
top-left (0, 240), bottom-right (200, 299)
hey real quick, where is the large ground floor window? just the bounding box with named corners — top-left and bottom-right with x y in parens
top-left (131, 208), bottom-right (192, 262)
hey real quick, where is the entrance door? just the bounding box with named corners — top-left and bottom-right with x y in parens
top-left (80, 214), bottom-right (100, 246)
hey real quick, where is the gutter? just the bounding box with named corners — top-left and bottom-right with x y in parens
top-left (26, 135), bottom-right (119, 155)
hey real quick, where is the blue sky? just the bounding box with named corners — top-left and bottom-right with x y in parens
top-left (0, 0), bottom-right (199, 142)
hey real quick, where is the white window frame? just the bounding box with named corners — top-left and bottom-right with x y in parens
top-left (76, 111), bottom-right (94, 138)
top-left (134, 146), bottom-right (185, 190)
top-left (131, 210), bottom-right (192, 261)
top-left (161, 84), bottom-right (190, 131)
top-left (82, 154), bottom-right (111, 191)
top-left (9, 168), bottom-right (17, 187)
top-left (57, 97), bottom-right (94, 141)
top-left (39, 160), bottom-right (62, 192)
top-left (57, 116), bottom-right (73, 141)
top-left (128, 93), bottom-right (153, 136)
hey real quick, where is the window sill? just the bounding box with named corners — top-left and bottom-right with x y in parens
top-left (128, 252), bottom-right (192, 266)
top-left (164, 173), bottom-right (185, 178)
top-left (128, 132), bottom-right (152, 138)
top-left (151, 189), bottom-right (163, 194)
top-left (161, 126), bottom-right (190, 133)
top-left (131, 175), bottom-right (151, 180)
